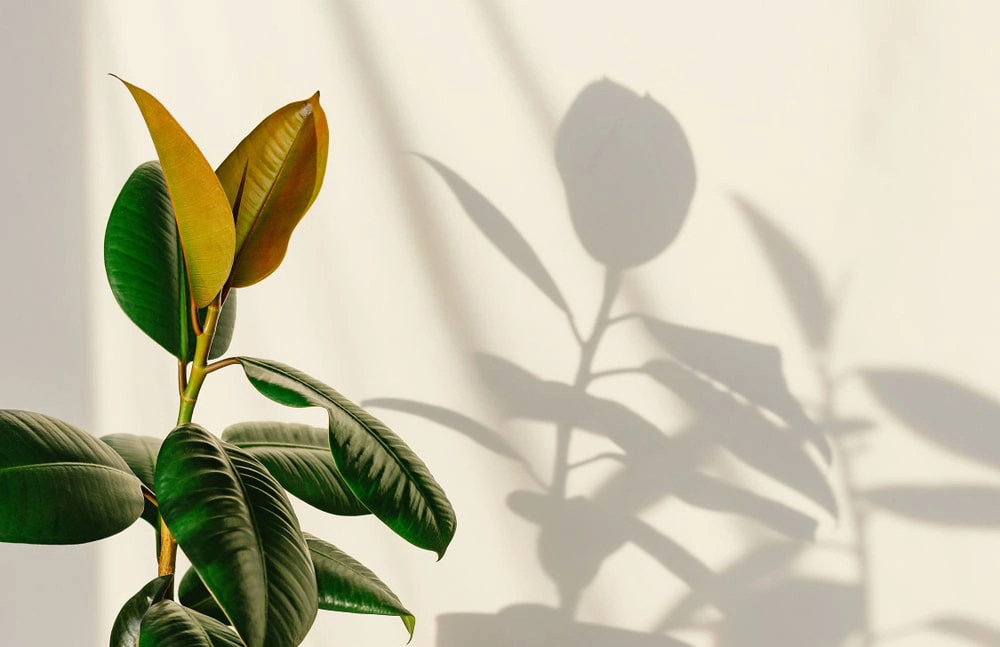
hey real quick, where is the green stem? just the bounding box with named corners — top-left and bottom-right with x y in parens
top-left (158, 300), bottom-right (223, 580)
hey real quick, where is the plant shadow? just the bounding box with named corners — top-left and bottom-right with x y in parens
top-left (365, 78), bottom-right (999, 645)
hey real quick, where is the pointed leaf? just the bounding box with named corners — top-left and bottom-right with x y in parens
top-left (155, 423), bottom-right (316, 647)
top-left (863, 369), bottom-right (1000, 469)
top-left (110, 574), bottom-right (173, 647)
top-left (139, 600), bottom-right (244, 647)
top-left (417, 155), bottom-right (569, 313)
top-left (236, 357), bottom-right (456, 557)
top-left (178, 568), bottom-right (228, 624)
top-left (223, 421), bottom-right (369, 516)
top-left (866, 485), bottom-right (1000, 526)
top-left (642, 317), bottom-right (830, 461)
top-left (306, 533), bottom-right (415, 636)
top-left (734, 196), bottom-right (832, 349)
top-left (105, 161), bottom-right (238, 360)
top-left (216, 92), bottom-right (328, 287)
top-left (115, 77), bottom-right (235, 306)
top-left (0, 410), bottom-right (144, 544)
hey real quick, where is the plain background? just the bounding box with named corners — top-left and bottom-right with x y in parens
top-left (2, 2), bottom-right (1000, 646)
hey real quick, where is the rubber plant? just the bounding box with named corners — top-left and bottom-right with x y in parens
top-left (0, 77), bottom-right (456, 647)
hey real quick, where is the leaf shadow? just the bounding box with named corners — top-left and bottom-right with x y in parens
top-left (371, 80), bottom-right (839, 645)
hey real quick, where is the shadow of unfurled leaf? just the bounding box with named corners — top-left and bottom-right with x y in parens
top-left (556, 79), bottom-right (695, 269)
top-left (720, 579), bottom-right (862, 647)
top-left (734, 196), bottom-right (832, 351)
top-left (929, 617), bottom-right (1000, 645)
top-left (476, 353), bottom-right (663, 452)
top-left (863, 369), bottom-right (1000, 470)
top-left (363, 397), bottom-right (527, 464)
top-left (642, 317), bottom-right (830, 462)
top-left (865, 485), bottom-right (1000, 527)
top-left (417, 154), bottom-right (570, 315)
top-left (438, 604), bottom-right (693, 647)
top-left (645, 360), bottom-right (837, 516)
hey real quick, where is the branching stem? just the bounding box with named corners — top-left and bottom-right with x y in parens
top-left (158, 296), bottom-right (224, 581)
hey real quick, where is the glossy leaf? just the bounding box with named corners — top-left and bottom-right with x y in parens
top-left (0, 410), bottom-right (144, 544)
top-left (139, 600), bottom-right (244, 647)
top-left (178, 568), bottom-right (229, 624)
top-left (306, 533), bottom-right (415, 636)
top-left (115, 77), bottom-right (235, 306)
top-left (101, 433), bottom-right (161, 529)
top-left (237, 357), bottom-right (456, 557)
top-left (417, 155), bottom-right (569, 314)
top-left (216, 92), bottom-right (328, 287)
top-left (155, 423), bottom-right (316, 647)
top-left (110, 574), bottom-right (173, 647)
top-left (222, 421), bottom-right (369, 516)
top-left (105, 162), bottom-right (238, 360)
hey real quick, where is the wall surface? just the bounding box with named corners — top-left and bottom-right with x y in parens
top-left (3, 2), bottom-right (1000, 646)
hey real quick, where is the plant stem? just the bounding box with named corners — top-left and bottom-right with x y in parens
top-left (157, 301), bottom-right (223, 579)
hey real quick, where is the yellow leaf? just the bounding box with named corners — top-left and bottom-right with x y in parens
top-left (115, 76), bottom-right (236, 307)
top-left (216, 92), bottom-right (329, 287)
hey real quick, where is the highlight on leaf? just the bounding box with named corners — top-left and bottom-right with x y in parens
top-left (216, 91), bottom-right (329, 288)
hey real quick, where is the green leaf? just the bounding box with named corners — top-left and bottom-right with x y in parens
top-left (105, 162), bottom-right (238, 361)
top-left (222, 421), bottom-right (369, 516)
top-left (306, 533), bottom-right (415, 637)
top-left (101, 433), bottom-right (161, 532)
top-left (216, 92), bottom-right (329, 287)
top-left (178, 567), bottom-right (229, 624)
top-left (0, 410), bottom-right (144, 544)
top-left (115, 77), bottom-right (235, 307)
top-left (139, 600), bottom-right (244, 647)
top-left (110, 574), bottom-right (173, 647)
top-left (236, 357), bottom-right (456, 557)
top-left (155, 423), bottom-right (316, 647)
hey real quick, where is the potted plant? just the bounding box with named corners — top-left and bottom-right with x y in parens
top-left (0, 77), bottom-right (455, 647)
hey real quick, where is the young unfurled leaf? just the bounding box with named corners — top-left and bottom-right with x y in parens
top-left (216, 92), bottom-right (329, 287)
top-left (223, 421), bottom-right (369, 516)
top-left (306, 533), bottom-right (415, 637)
top-left (110, 575), bottom-right (173, 647)
top-left (0, 410), bottom-right (144, 544)
top-left (114, 77), bottom-right (235, 307)
top-left (236, 357), bottom-right (456, 558)
top-left (155, 424), bottom-right (317, 647)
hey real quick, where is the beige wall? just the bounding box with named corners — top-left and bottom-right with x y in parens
top-left (2, 2), bottom-right (997, 646)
